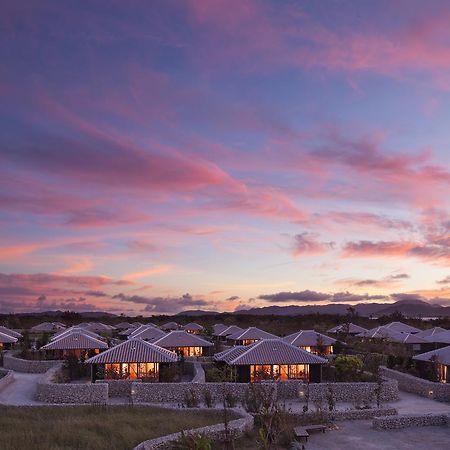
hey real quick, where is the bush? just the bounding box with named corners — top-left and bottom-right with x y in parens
top-left (183, 389), bottom-right (200, 408)
top-left (174, 431), bottom-right (212, 450)
top-left (203, 390), bottom-right (215, 408)
top-left (224, 391), bottom-right (237, 408)
top-left (334, 355), bottom-right (363, 381)
top-left (205, 366), bottom-right (233, 382)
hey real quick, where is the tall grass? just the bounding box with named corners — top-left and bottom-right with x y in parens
top-left (0, 405), bottom-right (234, 450)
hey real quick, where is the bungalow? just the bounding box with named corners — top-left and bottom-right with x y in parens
top-left (83, 323), bottom-right (115, 334)
top-left (226, 327), bottom-right (277, 346)
top-left (115, 322), bottom-right (133, 330)
top-left (50, 326), bottom-right (105, 342)
top-left (212, 324), bottom-right (228, 335)
top-left (214, 339), bottom-right (328, 383)
top-left (160, 322), bottom-right (180, 331)
top-left (129, 325), bottom-right (166, 342)
top-left (85, 338), bottom-right (178, 382)
top-left (152, 331), bottom-right (213, 357)
top-left (389, 332), bottom-right (429, 354)
top-left (41, 331), bottom-right (108, 359)
top-left (424, 330), bottom-right (450, 349)
top-left (327, 323), bottom-right (367, 335)
top-left (380, 322), bottom-right (421, 334)
top-left (413, 345), bottom-right (450, 383)
top-left (357, 326), bottom-right (406, 340)
top-left (415, 327), bottom-right (447, 339)
top-left (0, 326), bottom-right (22, 339)
top-left (0, 331), bottom-right (17, 350)
top-left (119, 326), bottom-right (138, 338)
top-left (30, 322), bottom-right (65, 334)
top-left (182, 323), bottom-right (204, 335)
top-left (213, 325), bottom-right (244, 341)
top-left (283, 330), bottom-right (336, 355)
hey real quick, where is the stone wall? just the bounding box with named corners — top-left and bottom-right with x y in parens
top-left (373, 413), bottom-right (449, 430)
top-left (133, 409), bottom-right (253, 450)
top-left (95, 379), bottom-right (142, 398)
top-left (0, 369), bottom-right (14, 392)
top-left (279, 379), bottom-right (399, 402)
top-left (35, 366), bottom-right (108, 404)
top-left (132, 379), bottom-right (398, 404)
top-left (291, 407), bottom-right (397, 422)
top-left (3, 353), bottom-right (63, 374)
top-left (380, 366), bottom-right (450, 401)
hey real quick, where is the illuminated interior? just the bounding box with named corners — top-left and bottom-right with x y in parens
top-left (104, 362), bottom-right (159, 380)
top-left (250, 364), bottom-right (309, 382)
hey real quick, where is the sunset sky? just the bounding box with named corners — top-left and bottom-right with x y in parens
top-left (2, 0), bottom-right (450, 315)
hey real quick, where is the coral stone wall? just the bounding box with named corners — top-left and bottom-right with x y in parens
top-left (0, 369), bottom-right (14, 392)
top-left (373, 413), bottom-right (450, 430)
top-left (95, 379), bottom-right (142, 397)
top-left (35, 366), bottom-right (108, 404)
top-left (380, 366), bottom-right (450, 401)
top-left (3, 353), bottom-right (63, 373)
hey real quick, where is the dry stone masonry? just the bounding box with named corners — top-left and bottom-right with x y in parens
top-left (3, 353), bottom-right (63, 373)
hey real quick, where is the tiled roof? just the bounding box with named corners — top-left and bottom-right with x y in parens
top-left (152, 331), bottom-right (213, 348)
top-left (115, 322), bottom-right (133, 330)
top-left (129, 326), bottom-right (166, 341)
top-left (42, 332), bottom-right (108, 350)
top-left (393, 332), bottom-right (428, 345)
top-left (214, 346), bottom-right (248, 363)
top-left (413, 345), bottom-right (450, 366)
top-left (0, 326), bottom-right (22, 339)
top-left (119, 327), bottom-right (137, 336)
top-left (357, 326), bottom-right (405, 340)
top-left (85, 339), bottom-right (178, 364)
top-left (30, 322), bottom-right (65, 333)
top-left (182, 322), bottom-right (204, 331)
top-left (160, 322), bottom-right (180, 331)
top-left (283, 330), bottom-right (336, 347)
top-left (424, 330), bottom-right (450, 344)
top-left (212, 324), bottom-right (228, 335)
top-left (415, 327), bottom-right (447, 338)
top-left (227, 327), bottom-right (277, 341)
top-left (130, 324), bottom-right (159, 338)
top-left (216, 339), bottom-right (328, 365)
top-left (382, 322), bottom-right (421, 334)
top-left (215, 325), bottom-right (244, 337)
top-left (85, 323), bottom-right (115, 333)
top-left (0, 331), bottom-right (17, 344)
top-left (327, 323), bottom-right (367, 334)
top-left (51, 327), bottom-right (104, 342)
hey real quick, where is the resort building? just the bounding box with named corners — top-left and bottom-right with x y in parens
top-left (128, 325), bottom-right (166, 342)
top-left (415, 327), bottom-right (447, 339)
top-left (30, 322), bottom-right (65, 334)
top-left (226, 327), bottom-right (277, 346)
top-left (390, 332), bottom-right (429, 354)
top-left (41, 331), bottom-right (108, 358)
top-left (213, 325), bottom-right (244, 341)
top-left (357, 326), bottom-right (406, 340)
top-left (152, 330), bottom-right (213, 357)
top-left (413, 345), bottom-right (450, 383)
top-left (380, 322), bottom-right (421, 334)
top-left (85, 338), bottom-right (178, 382)
top-left (160, 322), bottom-right (180, 331)
top-left (0, 331), bottom-right (17, 350)
top-left (51, 327), bottom-right (105, 342)
top-left (212, 324), bottom-right (228, 335)
top-left (0, 326), bottom-right (22, 339)
top-left (283, 330), bottom-right (336, 355)
top-left (182, 322), bottom-right (204, 335)
top-left (327, 323), bottom-right (367, 335)
top-left (214, 339), bottom-right (328, 383)
top-left (115, 322), bottom-right (133, 330)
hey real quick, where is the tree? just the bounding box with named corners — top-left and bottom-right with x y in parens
top-left (334, 355), bottom-right (363, 381)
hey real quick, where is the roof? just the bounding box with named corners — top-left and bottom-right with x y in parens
top-left (0, 326), bottom-right (22, 339)
top-left (424, 330), bottom-right (450, 344)
top-left (214, 345), bottom-right (248, 363)
top-left (182, 322), bottom-right (204, 331)
top-left (42, 332), bottom-right (108, 350)
top-left (392, 332), bottom-right (428, 345)
top-left (130, 324), bottom-right (158, 338)
top-left (357, 326), bottom-right (406, 340)
top-left (215, 325), bottom-right (244, 337)
top-left (283, 330), bottom-right (336, 347)
top-left (215, 339), bottom-right (328, 366)
top-left (85, 323), bottom-right (115, 333)
top-left (119, 327), bottom-right (137, 336)
top-left (415, 327), bottom-right (447, 338)
top-left (327, 323), bottom-right (367, 334)
top-left (51, 327), bottom-right (105, 342)
top-left (85, 339), bottom-right (178, 364)
top-left (30, 322), bottom-right (65, 333)
top-left (413, 345), bottom-right (450, 366)
top-left (212, 324), bottom-right (228, 335)
top-left (0, 331), bottom-right (17, 344)
top-left (115, 322), bottom-right (133, 330)
top-left (152, 330), bottom-right (213, 348)
top-left (227, 327), bottom-right (277, 341)
top-left (130, 326), bottom-right (166, 341)
top-left (160, 322), bottom-right (179, 331)
top-left (382, 322), bottom-right (421, 334)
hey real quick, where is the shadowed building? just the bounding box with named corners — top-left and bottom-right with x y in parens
top-left (413, 345), bottom-right (450, 383)
top-left (328, 323), bottom-right (367, 335)
top-left (182, 322), bottom-right (204, 335)
top-left (214, 339), bottom-right (328, 383)
top-left (0, 331), bottom-right (17, 350)
top-left (85, 338), bottom-right (178, 382)
top-left (226, 327), bottom-right (277, 346)
top-left (283, 330), bottom-right (336, 355)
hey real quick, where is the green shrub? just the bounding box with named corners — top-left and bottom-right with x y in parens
top-left (183, 389), bottom-right (200, 408)
top-left (334, 355), bottom-right (363, 381)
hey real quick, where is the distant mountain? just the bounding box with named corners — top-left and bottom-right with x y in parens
top-left (233, 300), bottom-right (450, 317)
top-left (176, 310), bottom-right (220, 316)
top-left (11, 310), bottom-right (117, 318)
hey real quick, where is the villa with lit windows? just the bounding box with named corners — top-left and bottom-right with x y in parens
top-left (214, 339), bottom-right (328, 383)
top-left (283, 330), bottom-right (336, 355)
top-left (85, 338), bottom-right (178, 381)
top-left (0, 331), bottom-right (17, 350)
top-left (151, 330), bottom-right (213, 357)
top-left (226, 327), bottom-right (277, 346)
top-left (413, 345), bottom-right (450, 383)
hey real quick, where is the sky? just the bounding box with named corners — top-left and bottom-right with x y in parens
top-left (2, 0), bottom-right (450, 315)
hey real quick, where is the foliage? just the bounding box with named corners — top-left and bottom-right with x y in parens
top-left (242, 384), bottom-right (276, 414)
top-left (205, 365), bottom-right (234, 382)
top-left (183, 388), bottom-right (200, 408)
top-left (334, 355), bottom-right (363, 381)
top-left (203, 390), bottom-right (215, 408)
top-left (224, 391), bottom-right (238, 408)
top-left (174, 431), bottom-right (212, 450)
top-left (325, 385), bottom-right (335, 412)
top-left (160, 363), bottom-right (181, 382)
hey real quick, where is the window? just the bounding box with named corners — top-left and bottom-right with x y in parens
top-left (288, 364), bottom-right (309, 380)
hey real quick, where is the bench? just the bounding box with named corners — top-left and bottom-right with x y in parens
top-left (305, 424), bottom-right (326, 434)
top-left (294, 424), bottom-right (326, 442)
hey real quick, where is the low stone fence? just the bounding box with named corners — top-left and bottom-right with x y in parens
top-left (95, 379), bottom-right (142, 398)
top-left (3, 352), bottom-right (63, 374)
top-left (279, 379), bottom-right (399, 402)
top-left (0, 369), bottom-right (14, 392)
top-left (133, 409), bottom-right (253, 450)
top-left (291, 407), bottom-right (397, 422)
top-left (373, 413), bottom-right (450, 430)
top-left (36, 366), bottom-right (108, 404)
top-left (380, 366), bottom-right (450, 401)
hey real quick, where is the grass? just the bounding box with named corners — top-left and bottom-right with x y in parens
top-left (0, 405), bottom-right (237, 450)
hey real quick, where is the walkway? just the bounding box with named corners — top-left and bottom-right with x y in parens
top-left (0, 371), bottom-right (43, 406)
top-left (192, 361), bottom-right (205, 383)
